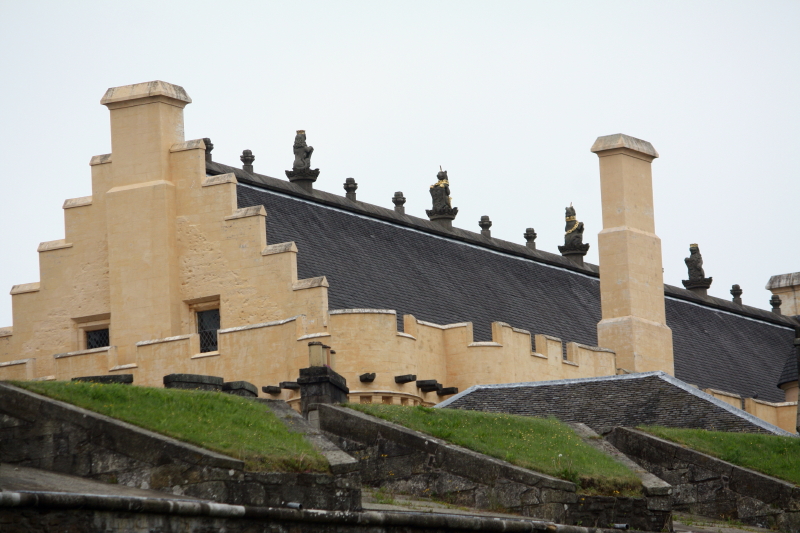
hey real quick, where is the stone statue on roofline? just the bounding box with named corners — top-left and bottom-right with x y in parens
top-left (558, 204), bottom-right (590, 266)
top-left (426, 167), bottom-right (458, 230)
top-left (682, 244), bottom-right (713, 296)
top-left (285, 130), bottom-right (320, 193)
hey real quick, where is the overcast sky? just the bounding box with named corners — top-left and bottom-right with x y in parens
top-left (0, 1), bottom-right (798, 328)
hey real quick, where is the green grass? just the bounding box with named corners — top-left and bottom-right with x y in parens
top-left (12, 381), bottom-right (328, 473)
top-left (348, 404), bottom-right (641, 496)
top-left (641, 426), bottom-right (800, 486)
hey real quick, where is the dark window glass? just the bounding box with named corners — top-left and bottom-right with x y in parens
top-left (197, 309), bottom-right (220, 353)
top-left (86, 328), bottom-right (110, 349)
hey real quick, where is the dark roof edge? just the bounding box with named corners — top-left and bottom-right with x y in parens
top-left (208, 160), bottom-right (599, 276)
top-left (209, 160), bottom-right (800, 331)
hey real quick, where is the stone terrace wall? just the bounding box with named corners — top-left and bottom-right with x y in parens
top-left (319, 404), bottom-right (671, 532)
top-left (608, 427), bottom-right (800, 532)
top-left (0, 383), bottom-right (359, 510)
top-left (440, 372), bottom-right (791, 435)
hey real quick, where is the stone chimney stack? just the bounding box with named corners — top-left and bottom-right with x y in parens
top-left (101, 81), bottom-right (191, 188)
top-left (766, 273), bottom-right (800, 316)
top-left (591, 134), bottom-right (674, 374)
top-left (100, 81), bottom-right (191, 364)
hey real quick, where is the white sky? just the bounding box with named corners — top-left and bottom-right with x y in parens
top-left (0, 1), bottom-right (798, 328)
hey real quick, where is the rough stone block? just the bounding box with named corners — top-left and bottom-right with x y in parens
top-left (163, 373), bottom-right (223, 391)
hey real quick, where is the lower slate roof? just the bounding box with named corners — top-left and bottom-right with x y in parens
top-left (212, 161), bottom-right (799, 403)
top-left (435, 372), bottom-right (794, 436)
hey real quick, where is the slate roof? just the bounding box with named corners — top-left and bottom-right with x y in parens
top-left (778, 348), bottom-right (798, 388)
top-left (207, 160), bottom-right (799, 403)
top-left (436, 373), bottom-right (794, 436)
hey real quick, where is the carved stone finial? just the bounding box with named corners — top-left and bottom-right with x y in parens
top-left (392, 191), bottom-right (406, 215)
top-left (285, 130), bottom-right (320, 193)
top-left (426, 169), bottom-right (458, 230)
top-left (524, 228), bottom-right (537, 250)
top-left (344, 178), bottom-right (357, 201)
top-left (682, 244), bottom-right (713, 296)
top-left (558, 205), bottom-right (590, 266)
top-left (240, 149), bottom-right (254, 173)
top-left (730, 284), bottom-right (743, 305)
top-left (771, 294), bottom-right (783, 314)
top-left (479, 216), bottom-right (492, 237)
top-left (203, 138), bottom-right (214, 163)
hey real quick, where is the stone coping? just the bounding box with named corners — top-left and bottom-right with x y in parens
top-left (63, 196), bottom-right (92, 209)
top-left (293, 277), bottom-right (329, 291)
top-left (416, 320), bottom-right (470, 330)
top-left (319, 404), bottom-right (574, 492)
top-left (218, 315), bottom-right (301, 334)
top-left (136, 334), bottom-right (193, 347)
top-left (0, 382), bottom-right (242, 470)
top-left (0, 327), bottom-right (11, 337)
top-left (0, 357), bottom-right (31, 367)
top-left (0, 489), bottom-right (621, 533)
top-left (100, 80), bottom-right (191, 106)
top-left (329, 309), bottom-right (397, 315)
top-left (435, 371), bottom-right (797, 437)
top-left (212, 161), bottom-right (799, 330)
top-left (767, 272), bottom-right (800, 290)
top-left (9, 282), bottom-right (40, 295)
top-left (590, 133), bottom-right (659, 159)
top-left (53, 346), bottom-right (111, 359)
top-left (610, 427), bottom-right (800, 506)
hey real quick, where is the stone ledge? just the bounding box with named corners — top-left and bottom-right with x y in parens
top-left (416, 320), bottom-right (470, 330)
top-left (101, 80), bottom-right (191, 106)
top-left (136, 334), bottom-right (193, 347)
top-left (219, 315), bottom-right (301, 334)
top-left (0, 358), bottom-right (31, 367)
top-left (170, 139), bottom-right (206, 153)
top-left (590, 133), bottom-right (659, 159)
top-left (10, 282), bottom-right (40, 295)
top-left (0, 327), bottom-right (12, 338)
top-left (293, 277), bottom-right (329, 291)
top-left (224, 205), bottom-right (266, 220)
top-left (89, 153), bottom-right (112, 166)
top-left (330, 309), bottom-right (396, 315)
top-left (202, 173), bottom-right (238, 187)
top-left (63, 196), bottom-right (93, 209)
top-left (53, 346), bottom-right (111, 359)
top-left (37, 239), bottom-right (73, 252)
top-left (262, 241), bottom-right (297, 255)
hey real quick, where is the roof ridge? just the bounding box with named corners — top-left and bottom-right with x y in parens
top-left (210, 160), bottom-right (799, 331)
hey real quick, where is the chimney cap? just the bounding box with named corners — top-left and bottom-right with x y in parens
top-left (101, 80), bottom-right (192, 106)
top-left (590, 134), bottom-right (659, 159)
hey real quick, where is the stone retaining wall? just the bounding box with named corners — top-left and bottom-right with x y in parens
top-left (0, 490), bottom-right (623, 533)
top-left (0, 383), bottom-right (360, 510)
top-left (608, 427), bottom-right (800, 532)
top-left (319, 405), bottom-right (671, 531)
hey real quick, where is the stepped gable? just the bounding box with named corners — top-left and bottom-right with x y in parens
top-left (207, 160), bottom-right (799, 403)
top-left (437, 373), bottom-right (795, 436)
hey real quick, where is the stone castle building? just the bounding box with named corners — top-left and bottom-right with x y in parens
top-left (1, 80), bottom-right (798, 430)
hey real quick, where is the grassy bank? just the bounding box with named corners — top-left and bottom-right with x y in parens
top-left (641, 426), bottom-right (800, 486)
top-left (348, 403), bottom-right (640, 495)
top-left (12, 381), bottom-right (327, 473)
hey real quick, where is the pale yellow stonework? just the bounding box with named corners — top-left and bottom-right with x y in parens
top-left (592, 135), bottom-right (674, 375)
top-left (0, 82), bottom-right (788, 430)
top-left (0, 80), bottom-right (618, 407)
